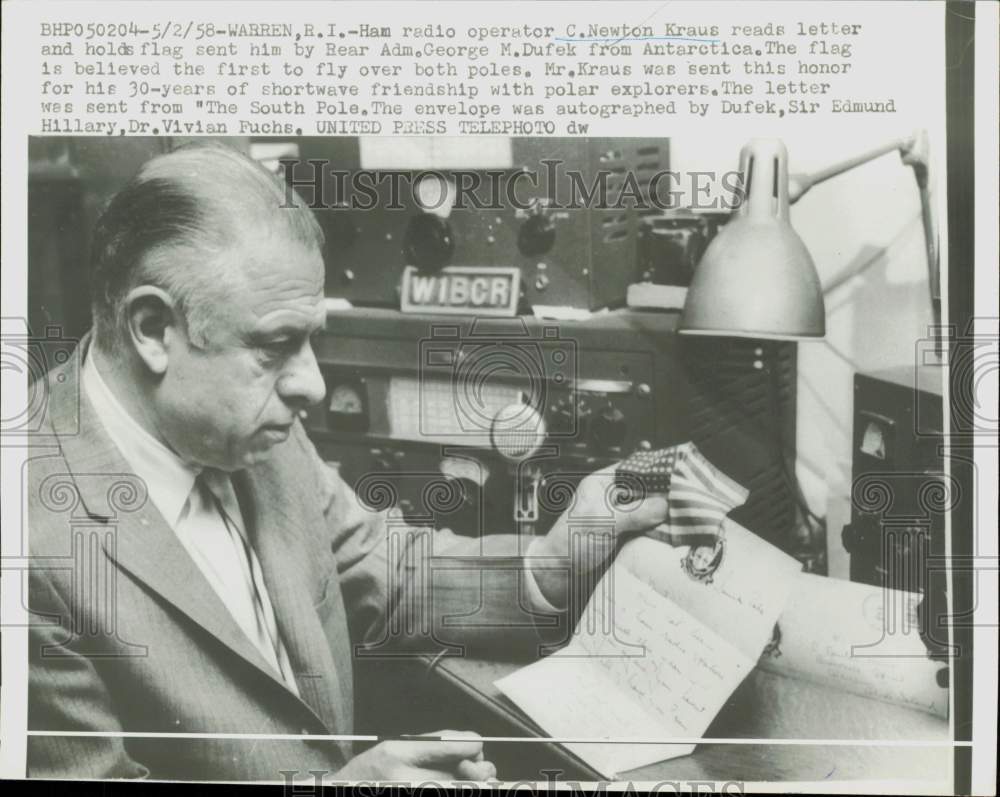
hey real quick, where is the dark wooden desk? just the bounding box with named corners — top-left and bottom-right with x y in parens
top-left (356, 654), bottom-right (952, 787)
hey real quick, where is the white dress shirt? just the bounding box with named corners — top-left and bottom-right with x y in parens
top-left (81, 350), bottom-right (299, 695)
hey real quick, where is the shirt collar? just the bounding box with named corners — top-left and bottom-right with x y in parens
top-left (81, 347), bottom-right (200, 528)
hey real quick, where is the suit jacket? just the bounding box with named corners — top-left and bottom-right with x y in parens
top-left (26, 337), bottom-right (565, 782)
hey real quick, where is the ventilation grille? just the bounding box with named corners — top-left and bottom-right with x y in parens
top-left (597, 146), bottom-right (629, 244)
top-left (594, 142), bottom-right (667, 243)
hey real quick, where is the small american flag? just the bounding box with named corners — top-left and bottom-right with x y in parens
top-left (616, 442), bottom-right (750, 545)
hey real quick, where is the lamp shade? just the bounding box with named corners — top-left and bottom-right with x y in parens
top-left (679, 139), bottom-right (826, 339)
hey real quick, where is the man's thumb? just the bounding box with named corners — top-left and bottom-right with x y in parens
top-left (613, 496), bottom-right (669, 535)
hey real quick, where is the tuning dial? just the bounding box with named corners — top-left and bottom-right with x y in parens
top-left (491, 402), bottom-right (546, 461)
top-left (404, 213), bottom-right (455, 272)
top-left (518, 212), bottom-right (557, 256)
top-left (590, 405), bottom-right (626, 450)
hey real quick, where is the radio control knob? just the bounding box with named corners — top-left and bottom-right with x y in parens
top-left (517, 212), bottom-right (557, 257)
top-left (590, 406), bottom-right (626, 450)
top-left (404, 213), bottom-right (454, 272)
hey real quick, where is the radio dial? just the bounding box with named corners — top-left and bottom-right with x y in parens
top-left (491, 403), bottom-right (546, 461)
top-left (404, 213), bottom-right (455, 272)
top-left (518, 213), bottom-right (557, 256)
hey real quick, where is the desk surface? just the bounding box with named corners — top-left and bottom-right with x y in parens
top-left (413, 654), bottom-right (953, 786)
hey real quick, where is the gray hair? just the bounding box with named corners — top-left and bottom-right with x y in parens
top-left (89, 142), bottom-right (324, 352)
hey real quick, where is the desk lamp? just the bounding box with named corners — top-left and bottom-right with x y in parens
top-left (679, 132), bottom-right (938, 339)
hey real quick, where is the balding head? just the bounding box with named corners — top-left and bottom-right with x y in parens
top-left (89, 143), bottom-right (324, 353)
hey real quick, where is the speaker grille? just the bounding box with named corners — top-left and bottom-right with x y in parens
top-left (679, 337), bottom-right (798, 547)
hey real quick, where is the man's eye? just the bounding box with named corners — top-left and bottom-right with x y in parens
top-left (260, 339), bottom-right (298, 359)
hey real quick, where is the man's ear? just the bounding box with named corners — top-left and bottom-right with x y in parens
top-left (124, 286), bottom-right (180, 376)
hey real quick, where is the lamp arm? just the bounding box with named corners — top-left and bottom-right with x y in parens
top-left (788, 130), bottom-right (940, 324)
top-left (787, 135), bottom-right (915, 203)
top-left (903, 132), bottom-right (941, 312)
top-left (918, 181), bottom-right (941, 294)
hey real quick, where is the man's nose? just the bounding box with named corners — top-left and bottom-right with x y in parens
top-left (277, 343), bottom-right (326, 408)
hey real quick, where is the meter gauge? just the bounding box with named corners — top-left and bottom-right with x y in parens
top-left (326, 381), bottom-right (369, 432)
top-left (414, 173), bottom-right (456, 219)
top-left (491, 402), bottom-right (546, 462)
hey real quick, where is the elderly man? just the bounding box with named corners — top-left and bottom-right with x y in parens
top-left (27, 144), bottom-right (668, 782)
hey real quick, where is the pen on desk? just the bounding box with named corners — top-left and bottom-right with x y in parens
top-left (385, 734), bottom-right (458, 742)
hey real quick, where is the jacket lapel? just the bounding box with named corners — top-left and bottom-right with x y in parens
top-left (235, 465), bottom-right (350, 745)
top-left (45, 337), bottom-right (326, 722)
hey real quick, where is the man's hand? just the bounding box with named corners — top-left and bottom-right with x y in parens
top-left (529, 463), bottom-right (669, 607)
top-left (338, 730), bottom-right (496, 782)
